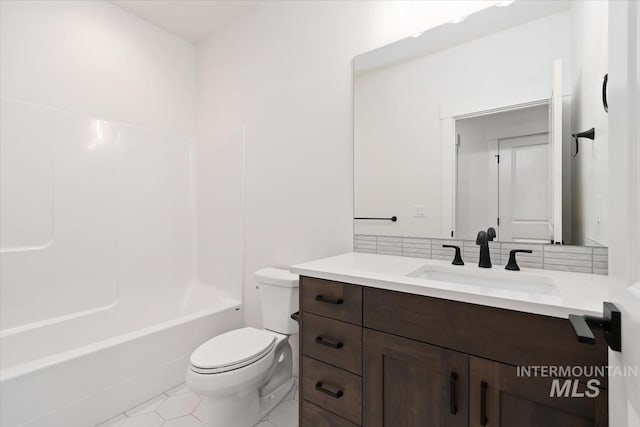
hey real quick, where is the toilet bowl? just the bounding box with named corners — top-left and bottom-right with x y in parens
top-left (186, 268), bottom-right (299, 427)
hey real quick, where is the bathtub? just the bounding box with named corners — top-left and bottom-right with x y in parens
top-left (0, 282), bottom-right (242, 427)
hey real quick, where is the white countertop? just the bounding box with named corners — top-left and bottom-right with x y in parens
top-left (290, 252), bottom-right (610, 318)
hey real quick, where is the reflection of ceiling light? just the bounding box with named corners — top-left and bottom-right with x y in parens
top-left (449, 15), bottom-right (469, 24)
top-left (411, 31), bottom-right (424, 38)
top-left (496, 0), bottom-right (515, 6)
top-left (88, 120), bottom-right (108, 151)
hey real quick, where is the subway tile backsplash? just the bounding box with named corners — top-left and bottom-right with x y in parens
top-left (354, 234), bottom-right (608, 275)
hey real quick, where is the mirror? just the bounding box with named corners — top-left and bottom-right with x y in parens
top-left (354, 0), bottom-right (609, 246)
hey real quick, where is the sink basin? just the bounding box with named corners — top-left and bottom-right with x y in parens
top-left (408, 265), bottom-right (559, 295)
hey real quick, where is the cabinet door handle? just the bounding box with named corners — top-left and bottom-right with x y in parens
top-left (315, 335), bottom-right (343, 349)
top-left (315, 295), bottom-right (343, 305)
top-left (450, 372), bottom-right (458, 415)
top-left (315, 381), bottom-right (343, 399)
top-left (480, 381), bottom-right (488, 426)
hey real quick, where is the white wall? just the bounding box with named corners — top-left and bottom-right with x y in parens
top-left (570, 1), bottom-right (609, 246)
top-left (354, 12), bottom-right (571, 238)
top-left (0, 1), bottom-right (196, 329)
top-left (195, 0), bottom-right (501, 331)
top-left (0, 1), bottom-right (195, 136)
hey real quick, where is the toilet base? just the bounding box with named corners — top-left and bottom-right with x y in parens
top-left (196, 377), bottom-right (294, 427)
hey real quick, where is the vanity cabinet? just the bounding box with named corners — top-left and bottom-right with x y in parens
top-left (468, 357), bottom-right (608, 427)
top-left (363, 329), bottom-right (469, 426)
top-left (299, 276), bottom-right (608, 427)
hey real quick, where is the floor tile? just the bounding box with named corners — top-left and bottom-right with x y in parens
top-left (165, 383), bottom-right (191, 396)
top-left (96, 414), bottom-right (127, 427)
top-left (268, 399), bottom-right (298, 427)
top-left (120, 412), bottom-right (164, 427)
top-left (157, 392), bottom-right (201, 419)
top-left (162, 415), bottom-right (202, 427)
top-left (125, 394), bottom-right (167, 417)
top-left (284, 384), bottom-right (297, 401)
top-left (97, 378), bottom-right (300, 427)
top-left (191, 400), bottom-right (206, 422)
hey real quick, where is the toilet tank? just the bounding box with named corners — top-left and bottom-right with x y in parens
top-left (254, 268), bottom-right (299, 334)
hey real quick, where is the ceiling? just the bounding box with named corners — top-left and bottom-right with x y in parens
top-left (354, 0), bottom-right (570, 74)
top-left (112, 0), bottom-right (260, 43)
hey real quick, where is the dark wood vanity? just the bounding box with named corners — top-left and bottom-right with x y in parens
top-left (298, 276), bottom-right (608, 427)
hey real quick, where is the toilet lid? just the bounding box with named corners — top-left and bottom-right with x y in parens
top-left (190, 327), bottom-right (276, 372)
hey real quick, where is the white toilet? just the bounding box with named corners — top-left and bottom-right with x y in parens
top-left (186, 268), bottom-right (299, 427)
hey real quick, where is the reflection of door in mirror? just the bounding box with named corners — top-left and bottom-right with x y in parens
top-left (455, 104), bottom-right (553, 242)
top-left (498, 133), bottom-right (551, 243)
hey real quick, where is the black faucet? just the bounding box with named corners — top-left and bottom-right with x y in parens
top-left (476, 228), bottom-right (496, 268)
top-left (505, 249), bottom-right (533, 271)
top-left (442, 244), bottom-right (464, 265)
top-left (487, 227), bottom-right (496, 241)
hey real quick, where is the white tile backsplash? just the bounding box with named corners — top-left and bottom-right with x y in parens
top-left (354, 235), bottom-right (608, 274)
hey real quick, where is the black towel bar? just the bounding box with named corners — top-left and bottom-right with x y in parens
top-left (354, 216), bottom-right (397, 222)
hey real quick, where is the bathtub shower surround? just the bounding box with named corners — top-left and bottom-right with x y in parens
top-left (0, 2), bottom-right (245, 426)
top-left (1, 290), bottom-right (240, 427)
top-left (0, 99), bottom-right (196, 328)
top-left (0, 96), bottom-right (243, 426)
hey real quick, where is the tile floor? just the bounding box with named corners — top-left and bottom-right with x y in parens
top-left (96, 379), bottom-right (298, 427)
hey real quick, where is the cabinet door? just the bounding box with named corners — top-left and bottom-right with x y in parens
top-left (363, 329), bottom-right (468, 427)
top-left (469, 356), bottom-right (608, 427)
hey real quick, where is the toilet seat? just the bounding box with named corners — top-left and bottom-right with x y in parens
top-left (190, 327), bottom-right (277, 374)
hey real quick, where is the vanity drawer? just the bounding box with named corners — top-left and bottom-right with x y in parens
top-left (302, 356), bottom-right (362, 425)
top-left (302, 312), bottom-right (362, 375)
top-left (363, 287), bottom-right (608, 384)
top-left (302, 400), bottom-right (360, 427)
top-left (301, 277), bottom-right (362, 325)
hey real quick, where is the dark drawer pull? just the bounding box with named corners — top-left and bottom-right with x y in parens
top-left (315, 381), bottom-right (343, 399)
top-left (315, 295), bottom-right (343, 305)
top-left (315, 335), bottom-right (344, 349)
top-left (480, 381), bottom-right (488, 426)
top-left (450, 372), bottom-right (458, 415)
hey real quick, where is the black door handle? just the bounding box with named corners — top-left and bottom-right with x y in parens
top-left (568, 302), bottom-right (621, 351)
top-left (602, 73), bottom-right (608, 113)
top-left (568, 314), bottom-right (597, 344)
top-left (480, 381), bottom-right (488, 426)
top-left (315, 335), bottom-right (343, 349)
top-left (315, 381), bottom-right (343, 399)
top-left (450, 372), bottom-right (458, 415)
top-left (315, 295), bottom-right (343, 305)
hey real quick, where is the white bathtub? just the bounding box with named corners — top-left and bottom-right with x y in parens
top-left (0, 282), bottom-right (242, 427)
